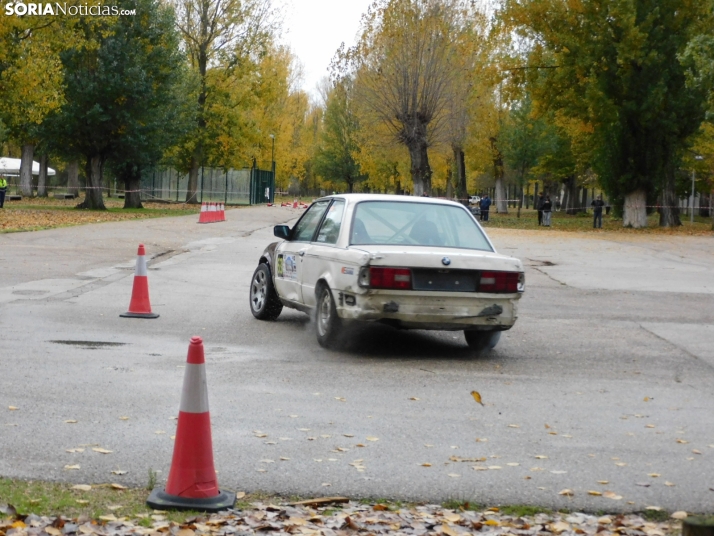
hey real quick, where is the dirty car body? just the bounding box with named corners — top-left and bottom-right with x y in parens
top-left (250, 194), bottom-right (525, 349)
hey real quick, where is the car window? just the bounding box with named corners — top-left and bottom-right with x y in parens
top-left (315, 200), bottom-right (345, 244)
top-left (291, 200), bottom-right (331, 242)
top-left (351, 201), bottom-right (493, 251)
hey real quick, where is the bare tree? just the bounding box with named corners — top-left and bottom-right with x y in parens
top-left (340, 0), bottom-right (473, 196)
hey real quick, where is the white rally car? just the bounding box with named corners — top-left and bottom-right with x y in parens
top-left (249, 194), bottom-right (524, 350)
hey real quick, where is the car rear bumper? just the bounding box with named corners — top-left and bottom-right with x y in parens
top-left (335, 290), bottom-right (519, 331)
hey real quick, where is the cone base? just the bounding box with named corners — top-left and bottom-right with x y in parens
top-left (120, 312), bottom-right (160, 319)
top-left (146, 488), bottom-right (235, 512)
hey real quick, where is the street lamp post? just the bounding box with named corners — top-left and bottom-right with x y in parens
top-left (269, 134), bottom-right (275, 203)
top-left (692, 155), bottom-right (704, 224)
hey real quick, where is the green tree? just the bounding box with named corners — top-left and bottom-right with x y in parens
top-left (47, 0), bottom-right (192, 210)
top-left (502, 0), bottom-right (713, 227)
top-left (313, 79), bottom-right (365, 193)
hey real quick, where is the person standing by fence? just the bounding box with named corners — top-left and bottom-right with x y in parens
top-left (542, 195), bottom-right (553, 226)
top-left (591, 195), bottom-right (605, 228)
top-left (479, 194), bottom-right (492, 222)
top-left (0, 176), bottom-right (7, 208)
top-left (536, 191), bottom-right (544, 226)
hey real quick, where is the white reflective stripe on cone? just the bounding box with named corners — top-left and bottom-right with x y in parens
top-left (201, 204), bottom-right (206, 212)
top-left (179, 363), bottom-right (210, 414)
top-left (135, 255), bottom-right (148, 277)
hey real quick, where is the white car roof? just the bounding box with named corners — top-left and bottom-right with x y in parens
top-left (322, 194), bottom-right (465, 207)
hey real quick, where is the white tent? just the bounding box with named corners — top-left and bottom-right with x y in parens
top-left (0, 157), bottom-right (56, 177)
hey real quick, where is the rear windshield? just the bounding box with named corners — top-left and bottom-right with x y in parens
top-left (351, 201), bottom-right (493, 251)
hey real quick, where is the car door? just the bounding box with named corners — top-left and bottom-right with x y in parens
top-left (273, 200), bottom-right (331, 304)
top-left (301, 199), bottom-right (346, 307)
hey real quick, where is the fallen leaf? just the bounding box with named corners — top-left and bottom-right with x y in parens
top-left (111, 470), bottom-right (127, 475)
top-left (254, 433), bottom-right (267, 438)
top-left (471, 391), bottom-right (484, 406)
top-left (155, 431), bottom-right (165, 435)
top-left (260, 459), bottom-right (275, 463)
top-left (343, 434), bottom-right (354, 438)
top-left (75, 500), bottom-right (89, 505)
top-left (559, 489), bottom-right (574, 496)
top-left (355, 443), bottom-right (365, 447)
top-left (603, 491), bottom-right (623, 500)
top-left (64, 465), bottom-right (80, 470)
top-left (447, 473), bottom-right (461, 478)
top-left (671, 511), bottom-right (688, 520)
top-left (409, 397), bottom-right (420, 401)
top-left (508, 424), bottom-right (520, 428)
top-left (692, 449), bottom-right (702, 455)
top-left (321, 434), bottom-right (331, 438)
top-left (366, 436), bottom-right (379, 441)
top-left (676, 438), bottom-right (689, 444)
top-left (615, 462), bottom-right (627, 466)
top-left (72, 484), bottom-right (92, 491)
top-left (65, 420), bottom-right (78, 424)
top-left (588, 491), bottom-right (602, 496)
top-left (110, 483), bottom-right (127, 490)
top-left (488, 465), bottom-right (502, 470)
top-left (8, 406), bottom-right (18, 410)
top-left (646, 424), bottom-right (655, 428)
top-left (507, 462), bottom-right (520, 466)
top-left (551, 521), bottom-right (571, 533)
top-left (289, 414), bottom-right (298, 418)
top-left (334, 397), bottom-right (346, 402)
top-left (92, 448), bottom-right (112, 454)
top-left (646, 506), bottom-right (662, 511)
top-left (236, 491), bottom-right (246, 499)
top-left (644, 397), bottom-right (650, 401)
top-left (45, 528), bottom-right (61, 536)
top-left (484, 520), bottom-right (500, 526)
top-left (336, 447), bottom-right (349, 452)
top-left (98, 515), bottom-right (117, 522)
top-left (66, 448), bottom-right (85, 453)
top-left (421, 463), bottom-right (432, 467)
top-left (648, 473), bottom-right (661, 477)
top-left (298, 428), bottom-right (310, 431)
top-left (119, 416), bottom-right (129, 420)
top-left (441, 525), bottom-right (459, 536)
top-left (535, 455), bottom-right (548, 459)
top-left (551, 470), bottom-right (567, 474)
top-left (635, 482), bottom-right (651, 487)
top-left (665, 481), bottom-right (675, 487)
top-left (106, 505), bottom-right (122, 511)
top-left (597, 480), bottom-right (609, 484)
top-left (475, 438), bottom-right (488, 442)
top-left (280, 457), bottom-right (290, 461)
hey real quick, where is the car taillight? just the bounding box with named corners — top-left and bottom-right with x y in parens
top-left (479, 271), bottom-right (522, 293)
top-left (369, 267), bottom-right (412, 290)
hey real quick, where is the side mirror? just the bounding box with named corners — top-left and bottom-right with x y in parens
top-left (274, 225), bottom-right (290, 240)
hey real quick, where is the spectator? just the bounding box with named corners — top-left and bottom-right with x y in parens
top-left (536, 191), bottom-right (544, 225)
top-left (542, 195), bottom-right (553, 226)
top-left (479, 194), bottom-right (492, 222)
top-left (0, 176), bottom-right (7, 208)
top-left (591, 194), bottom-right (605, 228)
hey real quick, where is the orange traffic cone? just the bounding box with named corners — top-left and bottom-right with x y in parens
top-left (218, 203), bottom-right (225, 222)
top-left (120, 244), bottom-right (159, 319)
top-left (292, 198), bottom-right (298, 208)
top-left (146, 336), bottom-right (235, 512)
top-left (198, 203), bottom-right (209, 224)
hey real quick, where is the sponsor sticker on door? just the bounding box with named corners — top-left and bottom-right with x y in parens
top-left (277, 254), bottom-right (297, 280)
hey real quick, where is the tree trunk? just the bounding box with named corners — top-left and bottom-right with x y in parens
top-left (37, 154), bottom-right (48, 197)
top-left (76, 155), bottom-right (106, 210)
top-left (446, 158), bottom-right (454, 199)
top-left (580, 187), bottom-right (588, 213)
top-left (407, 141), bottom-right (431, 196)
top-left (623, 189), bottom-right (648, 228)
top-left (186, 151), bottom-right (200, 203)
top-left (698, 192), bottom-right (709, 218)
top-left (20, 144), bottom-right (34, 197)
top-left (488, 138), bottom-right (506, 213)
top-left (123, 169), bottom-right (143, 209)
top-left (451, 146), bottom-right (466, 201)
top-left (564, 176), bottom-right (578, 215)
top-left (67, 160), bottom-right (79, 197)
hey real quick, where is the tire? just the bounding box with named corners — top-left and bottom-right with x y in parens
top-left (315, 283), bottom-right (342, 348)
top-left (249, 263), bottom-right (283, 320)
top-left (464, 330), bottom-right (501, 352)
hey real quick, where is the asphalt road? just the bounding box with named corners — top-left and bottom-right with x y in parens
top-left (1, 206), bottom-right (713, 513)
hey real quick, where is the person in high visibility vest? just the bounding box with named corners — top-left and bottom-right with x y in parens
top-left (0, 177), bottom-right (7, 208)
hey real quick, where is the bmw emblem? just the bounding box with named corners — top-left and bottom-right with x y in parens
top-left (442, 257), bottom-right (451, 266)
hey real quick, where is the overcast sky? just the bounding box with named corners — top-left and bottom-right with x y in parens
top-left (278, 0), bottom-right (373, 99)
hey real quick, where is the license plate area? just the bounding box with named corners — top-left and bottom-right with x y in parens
top-left (411, 269), bottom-right (478, 292)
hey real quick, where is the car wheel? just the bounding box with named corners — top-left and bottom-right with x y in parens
top-left (249, 263), bottom-right (283, 320)
top-left (315, 283), bottom-right (342, 348)
top-left (464, 330), bottom-right (501, 352)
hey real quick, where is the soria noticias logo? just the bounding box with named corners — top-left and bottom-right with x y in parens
top-left (4, 2), bottom-right (136, 15)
